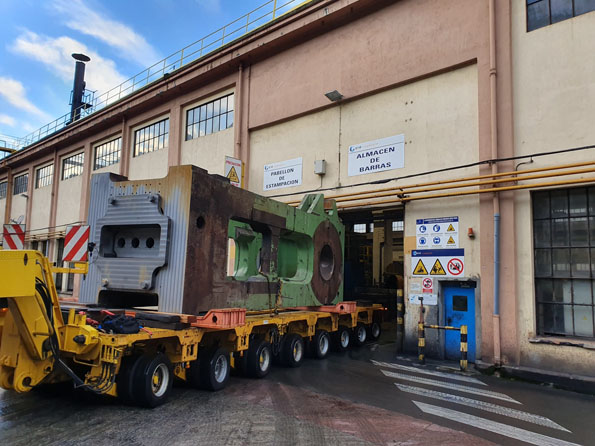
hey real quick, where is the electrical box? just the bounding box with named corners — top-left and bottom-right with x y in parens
top-left (314, 159), bottom-right (326, 175)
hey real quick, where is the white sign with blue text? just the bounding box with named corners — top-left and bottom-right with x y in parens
top-left (263, 157), bottom-right (303, 191)
top-left (416, 216), bottom-right (459, 249)
top-left (347, 134), bottom-right (405, 177)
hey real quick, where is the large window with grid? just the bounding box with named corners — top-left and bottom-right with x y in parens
top-left (527, 0), bottom-right (595, 31)
top-left (186, 93), bottom-right (234, 141)
top-left (62, 153), bottom-right (84, 180)
top-left (94, 137), bottom-right (121, 170)
top-left (533, 187), bottom-right (595, 338)
top-left (35, 164), bottom-right (53, 189)
top-left (134, 118), bottom-right (169, 157)
top-left (13, 173), bottom-right (28, 195)
top-left (0, 181), bottom-right (6, 199)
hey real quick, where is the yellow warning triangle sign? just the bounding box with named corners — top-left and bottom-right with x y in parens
top-left (447, 224), bottom-right (456, 232)
top-left (227, 166), bottom-right (240, 183)
top-left (430, 259), bottom-right (446, 275)
top-left (447, 236), bottom-right (456, 245)
top-left (413, 259), bottom-right (428, 275)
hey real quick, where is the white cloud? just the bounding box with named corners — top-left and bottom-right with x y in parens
top-left (11, 31), bottom-right (127, 95)
top-left (51, 0), bottom-right (160, 67)
top-left (0, 114), bottom-right (16, 127)
top-left (197, 0), bottom-right (221, 13)
top-left (0, 77), bottom-right (50, 120)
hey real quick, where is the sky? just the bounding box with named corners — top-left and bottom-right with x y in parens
top-left (0, 0), bottom-right (273, 141)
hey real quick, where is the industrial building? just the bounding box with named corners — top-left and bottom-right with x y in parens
top-left (1, 0), bottom-right (594, 379)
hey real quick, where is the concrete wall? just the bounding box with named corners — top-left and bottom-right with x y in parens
top-left (512, 4), bottom-right (595, 375)
top-left (56, 169), bottom-right (84, 228)
top-left (30, 180), bottom-right (52, 233)
top-left (128, 115), bottom-right (170, 181)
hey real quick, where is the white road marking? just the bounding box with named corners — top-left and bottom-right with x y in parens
top-left (397, 384), bottom-right (570, 432)
top-left (413, 401), bottom-right (582, 446)
top-left (371, 360), bottom-right (486, 385)
top-left (380, 369), bottom-right (521, 404)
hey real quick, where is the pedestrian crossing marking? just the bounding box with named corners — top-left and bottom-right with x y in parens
top-left (413, 402), bottom-right (581, 446)
top-left (227, 166), bottom-right (240, 183)
top-left (371, 360), bottom-right (486, 385)
top-left (430, 259), bottom-right (446, 275)
top-left (397, 384), bottom-right (570, 432)
top-left (380, 370), bottom-right (521, 403)
top-left (447, 224), bottom-right (456, 232)
top-left (447, 236), bottom-right (456, 245)
top-left (413, 259), bottom-right (428, 275)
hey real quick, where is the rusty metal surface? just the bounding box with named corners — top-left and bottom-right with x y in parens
top-left (311, 221), bottom-right (343, 305)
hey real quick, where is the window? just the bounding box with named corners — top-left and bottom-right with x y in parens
top-left (62, 152), bottom-right (85, 180)
top-left (35, 164), bottom-right (53, 189)
top-left (31, 240), bottom-right (49, 256)
top-left (527, 0), bottom-right (595, 31)
top-left (185, 93), bottom-right (234, 141)
top-left (13, 173), bottom-right (28, 195)
top-left (0, 181), bottom-right (6, 199)
top-left (353, 224), bottom-right (367, 234)
top-left (55, 238), bottom-right (74, 292)
top-left (392, 221), bottom-right (404, 231)
top-left (94, 137), bottom-right (121, 170)
top-left (533, 187), bottom-right (595, 338)
top-left (134, 118), bottom-right (169, 157)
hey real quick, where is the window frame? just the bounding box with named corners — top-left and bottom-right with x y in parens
top-left (185, 92), bottom-right (235, 141)
top-left (133, 117), bottom-right (169, 157)
top-left (94, 136), bottom-right (122, 170)
top-left (0, 181), bottom-right (7, 199)
top-left (35, 164), bottom-right (54, 189)
top-left (61, 152), bottom-right (85, 181)
top-left (13, 173), bottom-right (28, 195)
top-left (527, 0), bottom-right (595, 32)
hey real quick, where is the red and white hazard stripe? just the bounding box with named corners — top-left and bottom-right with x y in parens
top-left (2, 224), bottom-right (25, 250)
top-left (63, 225), bottom-right (90, 262)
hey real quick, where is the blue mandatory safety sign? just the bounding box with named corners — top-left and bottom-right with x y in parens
top-left (433, 224), bottom-right (441, 232)
top-left (419, 225), bottom-right (427, 233)
top-left (419, 237), bottom-right (427, 245)
top-left (433, 236), bottom-right (441, 244)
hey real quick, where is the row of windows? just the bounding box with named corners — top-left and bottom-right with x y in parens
top-left (186, 93), bottom-right (234, 141)
top-left (134, 118), bottom-right (169, 157)
top-left (527, 0), bottom-right (595, 31)
top-left (94, 137), bottom-right (121, 170)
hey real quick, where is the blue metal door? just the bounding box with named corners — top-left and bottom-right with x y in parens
top-left (444, 286), bottom-right (476, 362)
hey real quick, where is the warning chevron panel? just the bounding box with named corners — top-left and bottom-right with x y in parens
top-left (411, 249), bottom-right (465, 278)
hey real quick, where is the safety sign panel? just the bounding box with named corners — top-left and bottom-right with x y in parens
top-left (347, 134), bottom-right (405, 177)
top-left (2, 224), bottom-right (25, 250)
top-left (224, 156), bottom-right (243, 188)
top-left (263, 157), bottom-right (302, 191)
top-left (63, 225), bottom-right (90, 262)
top-left (409, 293), bottom-right (437, 306)
top-left (422, 277), bottom-right (433, 293)
top-left (411, 249), bottom-right (465, 278)
top-left (416, 216), bottom-right (459, 249)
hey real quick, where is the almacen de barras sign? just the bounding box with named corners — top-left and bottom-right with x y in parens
top-left (348, 134), bottom-right (405, 177)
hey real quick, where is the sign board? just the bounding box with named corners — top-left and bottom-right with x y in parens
top-left (416, 216), bottom-right (459, 249)
top-left (263, 157), bottom-right (302, 191)
top-left (409, 282), bottom-right (421, 293)
top-left (348, 134), bottom-right (404, 177)
top-left (411, 249), bottom-right (465, 278)
top-left (422, 277), bottom-right (433, 293)
top-left (224, 156), bottom-right (243, 188)
top-left (63, 225), bottom-right (90, 262)
top-left (409, 293), bottom-right (437, 306)
top-left (2, 224), bottom-right (25, 250)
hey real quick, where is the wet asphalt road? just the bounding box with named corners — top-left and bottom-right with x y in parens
top-left (1, 335), bottom-right (594, 446)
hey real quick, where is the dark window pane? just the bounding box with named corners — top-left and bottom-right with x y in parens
top-left (453, 295), bottom-right (468, 312)
top-left (536, 279), bottom-right (554, 302)
top-left (551, 190), bottom-right (568, 217)
top-left (528, 1), bottom-right (551, 31)
top-left (575, 0), bottom-right (595, 15)
top-left (552, 218), bottom-right (569, 246)
top-left (540, 303), bottom-right (570, 334)
top-left (553, 279), bottom-right (572, 303)
top-left (573, 280), bottom-right (593, 304)
top-left (534, 219), bottom-right (551, 247)
top-left (574, 305), bottom-right (594, 337)
top-left (535, 249), bottom-right (552, 276)
top-left (570, 217), bottom-right (589, 246)
top-left (590, 187), bottom-right (595, 215)
top-left (187, 109), bottom-right (194, 125)
top-left (550, 0), bottom-right (573, 23)
top-left (533, 191), bottom-right (550, 219)
top-left (571, 248), bottom-right (591, 277)
top-left (553, 248), bottom-right (570, 277)
top-left (569, 188), bottom-right (588, 216)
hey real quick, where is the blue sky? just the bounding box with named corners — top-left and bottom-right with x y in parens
top-left (0, 0), bottom-right (273, 140)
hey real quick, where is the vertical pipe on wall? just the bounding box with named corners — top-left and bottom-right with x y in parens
top-left (489, 0), bottom-right (502, 365)
top-left (234, 64), bottom-right (243, 160)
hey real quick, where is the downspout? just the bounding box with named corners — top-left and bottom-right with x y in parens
top-left (234, 64), bottom-right (243, 160)
top-left (489, 0), bottom-right (502, 365)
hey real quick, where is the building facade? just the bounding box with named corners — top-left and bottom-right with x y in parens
top-left (1, 0), bottom-right (594, 377)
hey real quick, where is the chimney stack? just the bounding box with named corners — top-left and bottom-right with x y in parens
top-left (70, 53), bottom-right (91, 123)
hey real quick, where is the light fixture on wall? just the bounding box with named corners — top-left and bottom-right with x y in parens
top-left (467, 227), bottom-right (475, 239)
top-left (324, 90), bottom-right (343, 102)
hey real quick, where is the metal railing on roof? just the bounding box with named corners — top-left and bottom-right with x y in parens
top-left (7, 0), bottom-right (313, 153)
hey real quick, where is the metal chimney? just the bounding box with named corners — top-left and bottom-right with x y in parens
top-left (70, 53), bottom-right (91, 123)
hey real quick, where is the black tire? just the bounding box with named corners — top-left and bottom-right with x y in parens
top-left (311, 330), bottom-right (331, 359)
top-left (369, 322), bottom-right (381, 340)
top-left (352, 324), bottom-right (367, 346)
top-left (332, 326), bottom-right (351, 352)
top-left (199, 346), bottom-right (231, 391)
top-left (280, 333), bottom-right (305, 367)
top-left (116, 354), bottom-right (142, 404)
top-left (246, 340), bottom-right (272, 378)
top-left (131, 353), bottom-right (173, 408)
top-left (232, 351), bottom-right (248, 376)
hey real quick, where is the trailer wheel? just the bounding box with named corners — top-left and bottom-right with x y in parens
top-left (131, 353), bottom-right (173, 408)
top-left (199, 347), bottom-right (230, 391)
top-left (369, 322), bottom-right (381, 340)
top-left (116, 354), bottom-right (142, 404)
top-left (247, 340), bottom-right (272, 378)
top-left (280, 333), bottom-right (305, 367)
top-left (332, 326), bottom-right (350, 352)
top-left (311, 330), bottom-right (331, 359)
top-left (353, 324), bottom-right (367, 346)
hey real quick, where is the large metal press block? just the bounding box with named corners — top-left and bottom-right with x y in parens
top-left (80, 165), bottom-right (344, 314)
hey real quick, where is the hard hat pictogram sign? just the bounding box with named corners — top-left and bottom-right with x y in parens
top-left (430, 259), bottom-right (446, 275)
top-left (413, 259), bottom-right (428, 275)
top-left (447, 224), bottom-right (456, 232)
top-left (227, 166), bottom-right (240, 183)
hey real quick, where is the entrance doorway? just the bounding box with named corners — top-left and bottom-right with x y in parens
top-left (443, 284), bottom-right (476, 361)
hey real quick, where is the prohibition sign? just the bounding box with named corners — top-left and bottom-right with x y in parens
top-left (447, 258), bottom-right (464, 276)
top-left (422, 278), bottom-right (433, 289)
